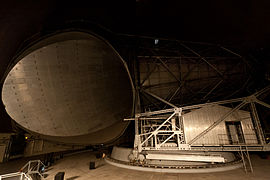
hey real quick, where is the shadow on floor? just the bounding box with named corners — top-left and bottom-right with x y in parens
top-left (66, 176), bottom-right (80, 180)
top-left (96, 163), bottom-right (105, 168)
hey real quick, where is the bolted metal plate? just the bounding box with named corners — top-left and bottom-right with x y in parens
top-left (2, 32), bottom-right (133, 137)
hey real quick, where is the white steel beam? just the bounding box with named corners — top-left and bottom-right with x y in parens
top-left (250, 102), bottom-right (266, 145)
top-left (142, 89), bottom-right (178, 108)
top-left (188, 101), bottom-right (247, 144)
top-left (159, 133), bottom-right (175, 147)
top-left (137, 97), bottom-right (244, 117)
top-left (146, 153), bottom-right (225, 163)
top-left (255, 99), bottom-right (270, 109)
top-left (253, 85), bottom-right (270, 97)
top-left (140, 112), bottom-right (176, 146)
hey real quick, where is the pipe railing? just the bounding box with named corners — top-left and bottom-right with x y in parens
top-left (0, 172), bottom-right (30, 180)
top-left (0, 159), bottom-right (45, 180)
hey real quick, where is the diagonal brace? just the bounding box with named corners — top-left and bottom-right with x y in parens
top-left (142, 89), bottom-right (177, 108)
top-left (180, 43), bottom-right (223, 77)
top-left (159, 133), bottom-right (175, 147)
top-left (157, 57), bottom-right (181, 83)
top-left (188, 101), bottom-right (247, 144)
top-left (255, 99), bottom-right (270, 109)
top-left (140, 112), bottom-right (176, 146)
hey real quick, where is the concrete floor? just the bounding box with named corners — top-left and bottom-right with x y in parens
top-left (42, 151), bottom-right (270, 180)
top-left (0, 151), bottom-right (270, 180)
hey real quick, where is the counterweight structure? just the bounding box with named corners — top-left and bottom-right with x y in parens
top-left (123, 86), bottom-right (270, 172)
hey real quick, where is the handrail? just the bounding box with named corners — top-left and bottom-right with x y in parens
top-left (20, 160), bottom-right (45, 179)
top-left (218, 134), bottom-right (258, 145)
top-left (0, 159), bottom-right (45, 180)
top-left (0, 172), bottom-right (30, 180)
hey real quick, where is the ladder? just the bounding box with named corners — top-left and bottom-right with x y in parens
top-left (239, 146), bottom-right (253, 173)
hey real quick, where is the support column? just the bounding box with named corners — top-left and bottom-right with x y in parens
top-left (133, 46), bottom-right (141, 151)
top-left (250, 102), bottom-right (265, 145)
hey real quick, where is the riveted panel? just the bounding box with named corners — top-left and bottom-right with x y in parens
top-left (2, 32), bottom-right (133, 137)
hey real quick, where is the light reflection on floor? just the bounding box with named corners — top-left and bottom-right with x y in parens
top-left (43, 151), bottom-right (270, 180)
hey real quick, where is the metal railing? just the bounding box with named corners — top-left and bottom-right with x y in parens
top-left (0, 172), bottom-right (30, 180)
top-left (218, 134), bottom-right (258, 145)
top-left (20, 160), bottom-right (45, 178)
top-left (0, 160), bottom-right (45, 180)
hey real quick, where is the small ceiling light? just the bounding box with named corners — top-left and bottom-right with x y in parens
top-left (25, 136), bottom-right (28, 140)
top-left (154, 39), bottom-right (159, 45)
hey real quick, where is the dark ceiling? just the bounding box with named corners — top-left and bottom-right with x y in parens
top-left (135, 0), bottom-right (270, 48)
top-left (2, 0), bottom-right (270, 48)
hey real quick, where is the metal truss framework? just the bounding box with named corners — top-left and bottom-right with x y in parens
top-left (0, 172), bottom-right (30, 180)
top-left (20, 160), bottom-right (45, 179)
top-left (122, 35), bottom-right (254, 112)
top-left (0, 160), bottom-right (45, 180)
top-left (125, 86), bottom-right (270, 152)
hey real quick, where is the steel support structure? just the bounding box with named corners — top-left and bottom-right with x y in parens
top-left (123, 35), bottom-right (269, 171)
top-left (0, 172), bottom-right (30, 180)
top-left (0, 159), bottom-right (45, 180)
top-left (127, 86), bottom-right (270, 153)
top-left (128, 34), bottom-right (253, 112)
top-left (250, 102), bottom-right (266, 145)
top-left (20, 160), bottom-right (45, 179)
top-left (132, 108), bottom-right (188, 152)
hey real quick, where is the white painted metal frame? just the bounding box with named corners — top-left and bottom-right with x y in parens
top-left (146, 153), bottom-right (225, 163)
top-left (0, 160), bottom-right (45, 180)
top-left (127, 86), bottom-right (270, 152)
top-left (132, 108), bottom-right (190, 152)
top-left (20, 159), bottom-right (45, 179)
top-left (0, 172), bottom-right (30, 180)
